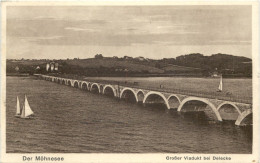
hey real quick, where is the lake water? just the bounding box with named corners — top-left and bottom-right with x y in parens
top-left (6, 76), bottom-right (252, 153)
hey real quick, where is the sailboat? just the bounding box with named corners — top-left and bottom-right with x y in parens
top-left (20, 95), bottom-right (34, 119)
top-left (217, 75), bottom-right (223, 92)
top-left (15, 96), bottom-right (21, 117)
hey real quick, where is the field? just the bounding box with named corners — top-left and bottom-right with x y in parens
top-left (7, 58), bottom-right (201, 74)
top-left (66, 58), bottom-right (164, 73)
top-left (86, 77), bottom-right (252, 103)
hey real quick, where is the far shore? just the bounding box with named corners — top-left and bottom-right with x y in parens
top-left (6, 72), bottom-right (252, 79)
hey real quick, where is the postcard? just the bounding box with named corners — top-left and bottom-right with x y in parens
top-left (1, 1), bottom-right (259, 162)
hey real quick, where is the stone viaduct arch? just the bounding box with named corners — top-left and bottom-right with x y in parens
top-left (61, 79), bottom-right (65, 85)
top-left (217, 102), bottom-right (241, 121)
top-left (78, 81), bottom-right (82, 88)
top-left (178, 97), bottom-right (222, 121)
top-left (73, 80), bottom-right (79, 88)
top-left (143, 91), bottom-right (170, 109)
top-left (103, 85), bottom-right (117, 97)
top-left (81, 82), bottom-right (88, 90)
top-left (120, 87), bottom-right (138, 102)
top-left (67, 80), bottom-right (72, 87)
top-left (167, 94), bottom-right (181, 109)
top-left (136, 90), bottom-right (145, 102)
top-left (90, 83), bottom-right (100, 93)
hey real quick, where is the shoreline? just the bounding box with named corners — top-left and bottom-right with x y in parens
top-left (6, 73), bottom-right (252, 79)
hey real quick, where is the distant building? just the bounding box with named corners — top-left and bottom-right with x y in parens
top-left (211, 71), bottom-right (220, 77)
top-left (50, 63), bottom-right (54, 71)
top-left (211, 68), bottom-right (221, 77)
top-left (135, 56), bottom-right (145, 61)
top-left (36, 66), bottom-right (40, 70)
top-left (54, 63), bottom-right (59, 71)
top-left (15, 66), bottom-right (19, 72)
top-left (123, 56), bottom-right (132, 60)
top-left (46, 63), bottom-right (50, 71)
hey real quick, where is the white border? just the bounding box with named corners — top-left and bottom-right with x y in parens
top-left (1, 1), bottom-right (259, 163)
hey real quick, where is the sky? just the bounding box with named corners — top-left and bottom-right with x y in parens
top-left (6, 5), bottom-right (252, 59)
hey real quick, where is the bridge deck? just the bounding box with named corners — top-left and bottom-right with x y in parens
top-left (47, 74), bottom-right (252, 104)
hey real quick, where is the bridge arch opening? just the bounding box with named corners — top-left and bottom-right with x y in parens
top-left (91, 84), bottom-right (100, 93)
top-left (168, 95), bottom-right (181, 109)
top-left (217, 103), bottom-right (241, 121)
top-left (104, 86), bottom-right (116, 97)
top-left (62, 80), bottom-right (66, 85)
top-left (68, 80), bottom-right (72, 87)
top-left (143, 92), bottom-right (169, 109)
top-left (74, 81), bottom-right (79, 88)
top-left (178, 97), bottom-right (222, 121)
top-left (57, 79), bottom-right (61, 84)
top-left (82, 82), bottom-right (88, 90)
top-left (121, 88), bottom-right (137, 103)
top-left (137, 90), bottom-right (145, 103)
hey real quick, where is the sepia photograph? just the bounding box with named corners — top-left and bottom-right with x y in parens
top-left (1, 1), bottom-right (259, 162)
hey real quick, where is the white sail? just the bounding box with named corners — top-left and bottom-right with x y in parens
top-left (24, 95), bottom-right (34, 117)
top-left (21, 105), bottom-right (25, 118)
top-left (16, 96), bottom-right (21, 115)
top-left (21, 95), bottom-right (34, 118)
top-left (218, 75), bottom-right (223, 91)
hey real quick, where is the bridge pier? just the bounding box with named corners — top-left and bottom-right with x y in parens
top-left (235, 110), bottom-right (252, 126)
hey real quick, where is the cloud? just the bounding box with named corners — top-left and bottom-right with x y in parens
top-left (64, 27), bottom-right (99, 32)
top-left (209, 40), bottom-right (251, 45)
top-left (19, 36), bottom-right (64, 41)
top-left (116, 23), bottom-right (199, 35)
top-left (7, 6), bottom-right (251, 50)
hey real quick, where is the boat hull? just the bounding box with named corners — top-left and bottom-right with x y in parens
top-left (20, 116), bottom-right (33, 119)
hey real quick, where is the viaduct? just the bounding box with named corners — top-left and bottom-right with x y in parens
top-left (39, 75), bottom-right (252, 126)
